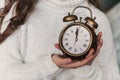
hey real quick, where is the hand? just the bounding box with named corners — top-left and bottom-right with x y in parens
top-left (87, 32), bottom-right (103, 65)
top-left (52, 49), bottom-right (94, 69)
top-left (52, 32), bottom-right (103, 69)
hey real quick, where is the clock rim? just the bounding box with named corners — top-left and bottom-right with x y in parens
top-left (59, 22), bottom-right (93, 57)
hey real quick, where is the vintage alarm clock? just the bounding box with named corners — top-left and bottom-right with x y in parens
top-left (59, 6), bottom-right (98, 60)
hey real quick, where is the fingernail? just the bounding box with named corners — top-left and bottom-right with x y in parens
top-left (99, 32), bottom-right (102, 34)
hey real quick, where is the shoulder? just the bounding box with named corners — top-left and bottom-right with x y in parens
top-left (88, 4), bottom-right (111, 33)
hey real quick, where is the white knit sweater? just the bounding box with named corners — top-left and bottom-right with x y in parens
top-left (0, 0), bottom-right (120, 80)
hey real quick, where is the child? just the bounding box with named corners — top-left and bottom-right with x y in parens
top-left (0, 0), bottom-right (119, 80)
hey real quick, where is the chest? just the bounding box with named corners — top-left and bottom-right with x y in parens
top-left (22, 14), bottom-right (65, 62)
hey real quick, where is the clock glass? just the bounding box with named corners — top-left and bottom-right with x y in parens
top-left (62, 24), bottom-right (92, 56)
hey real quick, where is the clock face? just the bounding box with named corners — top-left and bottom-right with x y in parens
top-left (61, 24), bottom-right (92, 56)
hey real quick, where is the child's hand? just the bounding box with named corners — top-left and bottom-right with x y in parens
top-left (52, 32), bottom-right (103, 69)
top-left (52, 49), bottom-right (94, 69)
top-left (87, 32), bottom-right (103, 65)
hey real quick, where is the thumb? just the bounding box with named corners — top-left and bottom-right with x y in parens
top-left (54, 43), bottom-right (61, 50)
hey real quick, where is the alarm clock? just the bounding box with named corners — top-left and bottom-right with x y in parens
top-left (59, 6), bottom-right (98, 60)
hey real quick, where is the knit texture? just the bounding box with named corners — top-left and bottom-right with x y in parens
top-left (0, 0), bottom-right (120, 80)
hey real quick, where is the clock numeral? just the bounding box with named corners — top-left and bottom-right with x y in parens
top-left (66, 33), bottom-right (70, 36)
top-left (83, 44), bottom-right (87, 47)
top-left (85, 39), bottom-right (89, 42)
top-left (74, 48), bottom-right (77, 52)
top-left (65, 43), bottom-right (69, 46)
top-left (84, 35), bottom-right (87, 37)
top-left (64, 38), bottom-right (68, 41)
top-left (81, 30), bottom-right (83, 33)
top-left (69, 47), bottom-right (72, 50)
top-left (71, 30), bottom-right (73, 33)
top-left (80, 48), bottom-right (82, 51)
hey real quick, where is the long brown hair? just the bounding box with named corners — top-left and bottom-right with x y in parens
top-left (0, 0), bottom-right (99, 44)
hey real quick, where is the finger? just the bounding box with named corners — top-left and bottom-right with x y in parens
top-left (97, 39), bottom-right (103, 52)
top-left (52, 54), bottom-right (72, 66)
top-left (94, 39), bottom-right (103, 57)
top-left (86, 49), bottom-right (94, 58)
top-left (87, 39), bottom-right (103, 65)
top-left (97, 32), bottom-right (102, 41)
top-left (54, 43), bottom-right (61, 50)
top-left (61, 55), bottom-right (94, 69)
top-left (84, 49), bottom-right (94, 65)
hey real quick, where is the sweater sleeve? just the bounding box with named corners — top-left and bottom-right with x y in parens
top-left (93, 11), bottom-right (120, 80)
top-left (0, 2), bottom-right (62, 80)
top-left (0, 26), bottom-right (62, 80)
top-left (69, 8), bottom-right (120, 80)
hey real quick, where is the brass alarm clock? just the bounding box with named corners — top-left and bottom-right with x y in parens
top-left (59, 6), bottom-right (98, 60)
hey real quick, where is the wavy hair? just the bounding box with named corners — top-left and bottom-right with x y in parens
top-left (0, 0), bottom-right (99, 44)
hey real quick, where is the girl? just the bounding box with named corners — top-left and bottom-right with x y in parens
top-left (0, 0), bottom-right (119, 80)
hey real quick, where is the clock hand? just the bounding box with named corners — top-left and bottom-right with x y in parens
top-left (74, 28), bottom-right (79, 45)
top-left (74, 40), bottom-right (77, 46)
top-left (75, 28), bottom-right (79, 41)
